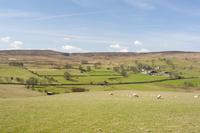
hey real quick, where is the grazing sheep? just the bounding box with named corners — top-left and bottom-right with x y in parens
top-left (132, 93), bottom-right (139, 98)
top-left (109, 92), bottom-right (114, 96)
top-left (194, 95), bottom-right (199, 98)
top-left (157, 94), bottom-right (162, 99)
top-left (128, 93), bottom-right (139, 98)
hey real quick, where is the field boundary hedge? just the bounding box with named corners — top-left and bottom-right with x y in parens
top-left (0, 77), bottom-right (198, 86)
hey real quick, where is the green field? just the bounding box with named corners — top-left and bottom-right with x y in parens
top-left (1, 52), bottom-right (200, 133)
top-left (0, 85), bottom-right (42, 98)
top-left (0, 65), bottom-right (36, 82)
top-left (0, 91), bottom-right (200, 133)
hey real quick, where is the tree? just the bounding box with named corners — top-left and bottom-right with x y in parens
top-left (16, 77), bottom-right (24, 83)
top-left (136, 63), bottom-right (152, 71)
top-left (65, 64), bottom-right (73, 69)
top-left (94, 62), bottom-right (101, 69)
top-left (169, 72), bottom-right (182, 79)
top-left (81, 60), bottom-right (88, 64)
top-left (64, 72), bottom-right (71, 80)
top-left (26, 77), bottom-right (38, 88)
top-left (129, 66), bottom-right (139, 73)
top-left (86, 66), bottom-right (92, 72)
top-left (189, 65), bottom-right (193, 70)
top-left (113, 67), bottom-right (120, 73)
top-left (151, 59), bottom-right (155, 67)
top-left (120, 64), bottom-right (125, 70)
top-left (165, 59), bottom-right (176, 69)
top-left (79, 65), bottom-right (86, 73)
top-left (121, 69), bottom-right (128, 77)
top-left (9, 62), bottom-right (24, 67)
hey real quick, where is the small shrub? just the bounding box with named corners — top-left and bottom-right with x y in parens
top-left (121, 70), bottom-right (128, 77)
top-left (184, 81), bottom-right (196, 87)
top-left (16, 77), bottom-right (24, 83)
top-left (65, 64), bottom-right (73, 69)
top-left (64, 72), bottom-right (72, 80)
top-left (113, 66), bottom-right (120, 73)
top-left (71, 87), bottom-right (88, 92)
top-left (81, 60), bottom-right (88, 64)
top-left (94, 62), bottom-right (101, 69)
top-left (86, 66), bottom-right (92, 72)
top-left (25, 85), bottom-right (31, 89)
top-left (99, 81), bottom-right (109, 86)
top-left (38, 89), bottom-right (43, 92)
top-left (169, 73), bottom-right (182, 79)
top-left (26, 77), bottom-right (38, 88)
top-left (9, 62), bottom-right (24, 67)
top-left (79, 65), bottom-right (86, 73)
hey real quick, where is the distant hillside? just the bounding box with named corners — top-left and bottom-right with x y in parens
top-left (0, 50), bottom-right (198, 57)
top-left (72, 51), bottom-right (199, 57)
top-left (0, 50), bottom-right (69, 56)
top-left (0, 50), bottom-right (200, 66)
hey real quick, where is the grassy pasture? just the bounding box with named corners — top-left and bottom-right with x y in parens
top-left (157, 78), bottom-right (200, 89)
top-left (29, 68), bottom-right (67, 75)
top-left (33, 81), bottom-right (183, 94)
top-left (52, 73), bottom-right (168, 84)
top-left (0, 91), bottom-right (200, 133)
top-left (0, 85), bottom-right (42, 98)
top-left (0, 65), bottom-right (35, 79)
top-left (1, 51), bottom-right (200, 133)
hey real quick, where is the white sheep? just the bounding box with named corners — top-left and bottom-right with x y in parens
top-left (157, 94), bottom-right (162, 99)
top-left (194, 95), bottom-right (199, 99)
top-left (109, 92), bottom-right (114, 96)
top-left (128, 93), bottom-right (139, 98)
top-left (132, 93), bottom-right (139, 98)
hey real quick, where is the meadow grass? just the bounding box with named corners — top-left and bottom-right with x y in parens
top-left (0, 65), bottom-right (35, 79)
top-left (0, 90), bottom-right (200, 133)
top-left (0, 85), bottom-right (42, 98)
top-left (1, 53), bottom-right (200, 132)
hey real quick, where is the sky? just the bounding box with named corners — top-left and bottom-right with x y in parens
top-left (0, 0), bottom-right (200, 53)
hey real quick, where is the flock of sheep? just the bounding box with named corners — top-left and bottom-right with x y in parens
top-left (109, 92), bottom-right (199, 99)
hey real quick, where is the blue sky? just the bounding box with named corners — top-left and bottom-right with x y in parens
top-left (0, 0), bottom-right (200, 53)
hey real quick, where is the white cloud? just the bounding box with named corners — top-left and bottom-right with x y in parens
top-left (134, 40), bottom-right (142, 46)
top-left (120, 48), bottom-right (129, 52)
top-left (10, 41), bottom-right (23, 49)
top-left (110, 43), bottom-right (129, 52)
top-left (63, 34), bottom-right (141, 47)
top-left (62, 45), bottom-right (85, 53)
top-left (137, 48), bottom-right (150, 53)
top-left (0, 36), bottom-right (11, 43)
top-left (110, 44), bottom-right (120, 48)
top-left (46, 48), bottom-right (59, 51)
top-left (0, 36), bottom-right (24, 49)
